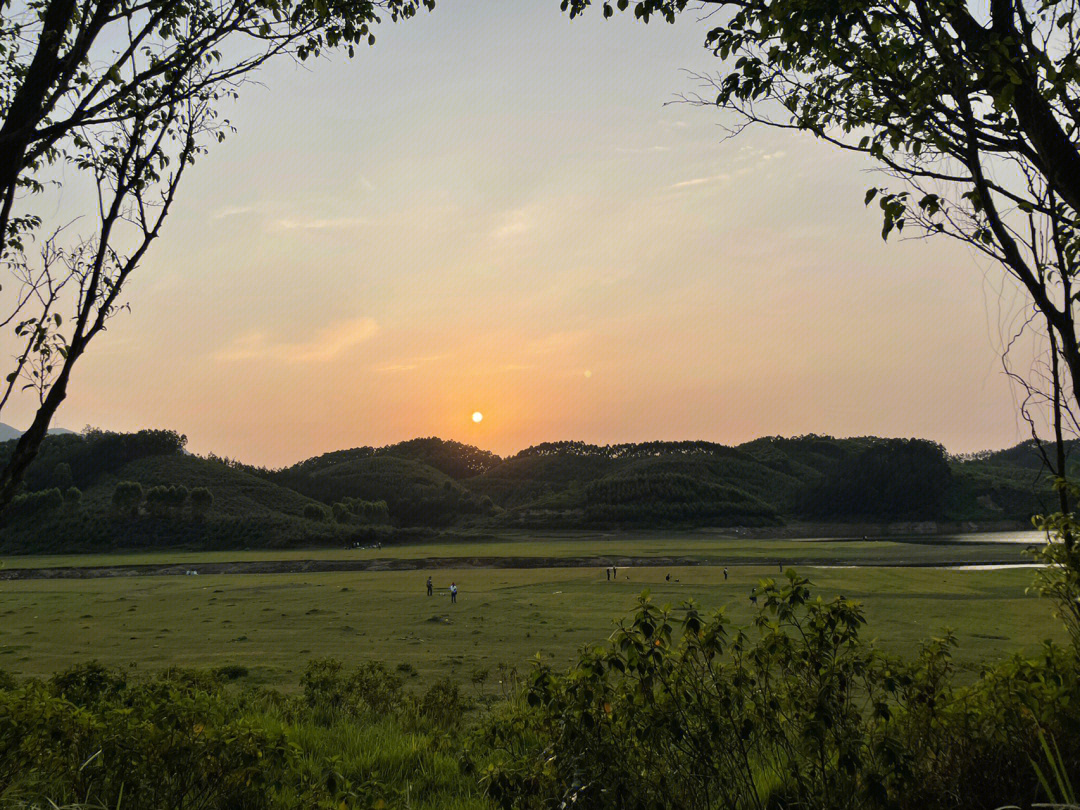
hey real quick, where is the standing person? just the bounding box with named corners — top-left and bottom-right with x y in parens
top-left (606, 567), bottom-right (610, 581)
top-left (450, 582), bottom-right (458, 604)
top-left (749, 587), bottom-right (758, 606)
top-left (612, 565), bottom-right (617, 580)
top-left (778, 560), bottom-right (783, 573)
top-left (426, 576), bottom-right (433, 597)
top-left (723, 567), bottom-right (728, 581)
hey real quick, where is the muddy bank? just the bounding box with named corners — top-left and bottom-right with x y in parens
top-left (0, 555), bottom-right (1029, 581)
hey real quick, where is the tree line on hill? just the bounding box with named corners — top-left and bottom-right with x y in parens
top-left (0, 429), bottom-right (1066, 552)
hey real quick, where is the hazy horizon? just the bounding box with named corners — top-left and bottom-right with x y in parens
top-left (9, 0), bottom-right (1046, 467)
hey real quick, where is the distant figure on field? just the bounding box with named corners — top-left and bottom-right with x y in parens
top-left (723, 567), bottom-right (728, 581)
top-left (749, 587), bottom-right (758, 606)
top-left (606, 567), bottom-right (610, 581)
top-left (450, 582), bottom-right (458, 604)
top-left (778, 560), bottom-right (783, 573)
top-left (612, 566), bottom-right (617, 579)
top-left (665, 573), bottom-right (670, 582)
top-left (426, 576), bottom-right (433, 596)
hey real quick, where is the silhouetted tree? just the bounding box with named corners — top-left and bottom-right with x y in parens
top-left (0, 0), bottom-right (434, 508)
top-left (567, 0), bottom-right (1080, 534)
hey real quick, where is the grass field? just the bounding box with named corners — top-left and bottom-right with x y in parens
top-left (0, 532), bottom-right (1062, 688)
top-left (0, 529), bottom-right (1045, 569)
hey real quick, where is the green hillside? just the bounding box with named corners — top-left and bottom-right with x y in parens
top-left (272, 454), bottom-right (491, 527)
top-left (0, 432), bottom-right (362, 553)
top-left (0, 429), bottom-right (1062, 553)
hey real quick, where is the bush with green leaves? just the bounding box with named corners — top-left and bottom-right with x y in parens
top-left (5, 487), bottom-right (63, 520)
top-left (480, 572), bottom-right (1080, 810)
top-left (303, 503), bottom-right (328, 522)
top-left (0, 660), bottom-right (486, 809)
top-left (335, 497), bottom-right (391, 524)
top-left (299, 659), bottom-right (409, 724)
top-left (111, 480), bottom-right (143, 516)
top-left (0, 664), bottom-right (287, 809)
top-left (332, 502), bottom-right (349, 524)
top-left (51, 462), bottom-right (73, 491)
top-left (190, 486), bottom-right (213, 517)
top-left (145, 484), bottom-right (191, 517)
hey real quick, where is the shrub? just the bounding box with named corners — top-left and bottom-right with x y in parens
top-left (332, 502), bottom-right (349, 523)
top-left (483, 573), bottom-right (1080, 810)
top-left (112, 480), bottom-right (143, 516)
top-left (0, 665), bottom-right (285, 809)
top-left (169, 484), bottom-right (189, 510)
top-left (348, 661), bottom-right (405, 715)
top-left (419, 676), bottom-right (466, 729)
top-left (52, 462), bottom-right (73, 490)
top-left (190, 486), bottom-right (213, 516)
top-left (212, 664), bottom-right (249, 681)
top-left (303, 503), bottom-right (327, 522)
top-left (6, 487), bottom-right (64, 519)
top-left (63, 485), bottom-right (81, 507)
top-left (300, 658), bottom-right (348, 722)
top-left (145, 484), bottom-right (171, 516)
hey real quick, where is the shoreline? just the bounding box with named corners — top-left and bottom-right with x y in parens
top-left (0, 554), bottom-right (1037, 581)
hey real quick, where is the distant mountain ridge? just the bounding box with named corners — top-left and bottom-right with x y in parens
top-left (0, 430), bottom-right (1062, 554)
top-left (0, 422), bottom-right (75, 442)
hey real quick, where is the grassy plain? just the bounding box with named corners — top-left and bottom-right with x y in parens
top-left (0, 529), bottom-right (1043, 569)
top-left (0, 532), bottom-right (1062, 688)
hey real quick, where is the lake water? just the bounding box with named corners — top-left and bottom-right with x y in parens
top-left (797, 530), bottom-right (1047, 546)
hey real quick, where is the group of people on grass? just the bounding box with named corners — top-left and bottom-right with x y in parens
top-left (426, 575), bottom-right (458, 603)
top-left (423, 560), bottom-right (781, 608)
top-left (598, 562), bottom-right (777, 607)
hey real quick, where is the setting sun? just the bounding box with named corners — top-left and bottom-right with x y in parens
top-left (472, 411), bottom-right (483, 423)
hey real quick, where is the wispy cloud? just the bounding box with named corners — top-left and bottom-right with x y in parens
top-left (215, 318), bottom-right (379, 363)
top-left (490, 208), bottom-right (536, 240)
top-left (527, 330), bottom-right (589, 355)
top-left (213, 205), bottom-right (257, 219)
top-left (668, 173), bottom-right (731, 189)
top-left (274, 217), bottom-right (369, 231)
top-left (374, 354), bottom-right (447, 373)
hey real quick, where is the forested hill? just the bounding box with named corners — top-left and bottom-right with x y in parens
top-left (0, 431), bottom-right (1068, 552)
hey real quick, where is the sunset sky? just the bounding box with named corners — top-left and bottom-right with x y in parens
top-left (11, 0), bottom-right (1046, 467)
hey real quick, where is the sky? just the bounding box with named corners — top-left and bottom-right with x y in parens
top-left (6, 0), bottom-right (1049, 466)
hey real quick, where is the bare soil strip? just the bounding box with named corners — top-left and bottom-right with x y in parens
top-left (0, 556), bottom-right (1024, 580)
